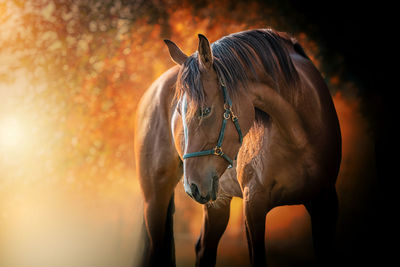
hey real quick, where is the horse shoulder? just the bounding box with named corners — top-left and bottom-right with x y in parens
top-left (134, 66), bottom-right (181, 194)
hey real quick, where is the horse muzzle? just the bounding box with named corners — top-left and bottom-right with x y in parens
top-left (184, 175), bottom-right (219, 204)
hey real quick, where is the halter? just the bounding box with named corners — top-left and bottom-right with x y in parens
top-left (182, 79), bottom-right (243, 167)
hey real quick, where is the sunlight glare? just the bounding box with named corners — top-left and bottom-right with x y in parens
top-left (0, 116), bottom-right (24, 150)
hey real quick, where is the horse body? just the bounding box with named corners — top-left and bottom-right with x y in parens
top-left (135, 29), bottom-right (341, 266)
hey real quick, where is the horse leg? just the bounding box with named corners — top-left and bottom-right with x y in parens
top-left (195, 195), bottom-right (232, 267)
top-left (142, 181), bottom-right (178, 267)
top-left (139, 196), bottom-right (175, 266)
top-left (165, 193), bottom-right (176, 264)
top-left (305, 187), bottom-right (338, 266)
top-left (243, 187), bottom-right (269, 267)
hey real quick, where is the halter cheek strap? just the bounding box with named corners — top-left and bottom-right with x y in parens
top-left (182, 80), bottom-right (243, 167)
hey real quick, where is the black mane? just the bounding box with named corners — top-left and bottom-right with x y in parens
top-left (176, 29), bottom-right (304, 112)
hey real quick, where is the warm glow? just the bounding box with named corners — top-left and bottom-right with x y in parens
top-left (0, 1), bottom-right (375, 267)
top-left (0, 116), bottom-right (24, 150)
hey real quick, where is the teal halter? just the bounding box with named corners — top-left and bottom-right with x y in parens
top-left (182, 79), bottom-right (243, 167)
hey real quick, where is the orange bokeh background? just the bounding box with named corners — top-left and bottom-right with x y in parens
top-left (0, 1), bottom-right (376, 266)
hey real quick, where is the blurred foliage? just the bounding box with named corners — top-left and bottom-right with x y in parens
top-left (1, 0), bottom-right (168, 189)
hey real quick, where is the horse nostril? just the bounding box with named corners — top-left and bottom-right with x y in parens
top-left (190, 183), bottom-right (210, 204)
top-left (190, 183), bottom-right (199, 198)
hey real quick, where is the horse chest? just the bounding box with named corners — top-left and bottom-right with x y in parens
top-left (237, 121), bottom-right (315, 205)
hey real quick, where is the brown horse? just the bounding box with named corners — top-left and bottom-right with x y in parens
top-left (134, 29), bottom-right (341, 266)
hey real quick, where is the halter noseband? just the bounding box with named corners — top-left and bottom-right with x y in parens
top-left (182, 79), bottom-right (243, 167)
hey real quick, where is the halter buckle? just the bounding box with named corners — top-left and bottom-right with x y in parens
top-left (213, 146), bottom-right (224, 156)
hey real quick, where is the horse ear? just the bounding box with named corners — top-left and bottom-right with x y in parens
top-left (164, 39), bottom-right (188, 65)
top-left (197, 34), bottom-right (213, 70)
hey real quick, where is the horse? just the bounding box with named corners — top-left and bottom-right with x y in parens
top-left (134, 29), bottom-right (341, 266)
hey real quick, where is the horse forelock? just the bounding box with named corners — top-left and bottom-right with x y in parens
top-left (175, 54), bottom-right (205, 120)
top-left (174, 29), bottom-right (302, 116)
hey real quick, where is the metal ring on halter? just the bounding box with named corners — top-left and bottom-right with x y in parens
top-left (223, 112), bottom-right (230, 120)
top-left (213, 146), bottom-right (223, 156)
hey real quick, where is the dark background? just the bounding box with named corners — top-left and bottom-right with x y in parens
top-left (265, 0), bottom-right (389, 134)
top-left (270, 1), bottom-right (392, 265)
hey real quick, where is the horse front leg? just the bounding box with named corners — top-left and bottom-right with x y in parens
top-left (243, 186), bottom-right (269, 267)
top-left (142, 191), bottom-right (176, 267)
top-left (140, 172), bottom-right (179, 267)
top-left (195, 194), bottom-right (232, 267)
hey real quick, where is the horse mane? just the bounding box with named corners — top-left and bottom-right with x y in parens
top-left (176, 29), bottom-right (304, 116)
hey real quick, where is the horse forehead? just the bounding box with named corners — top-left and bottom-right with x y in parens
top-left (202, 77), bottom-right (220, 98)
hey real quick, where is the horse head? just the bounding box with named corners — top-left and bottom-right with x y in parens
top-left (166, 34), bottom-right (254, 204)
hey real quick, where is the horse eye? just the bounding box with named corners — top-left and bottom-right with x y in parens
top-left (199, 107), bottom-right (211, 117)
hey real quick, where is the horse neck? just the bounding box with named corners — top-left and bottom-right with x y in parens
top-left (246, 80), bottom-right (308, 148)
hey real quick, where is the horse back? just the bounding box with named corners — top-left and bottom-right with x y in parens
top-left (291, 52), bottom-right (342, 179)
